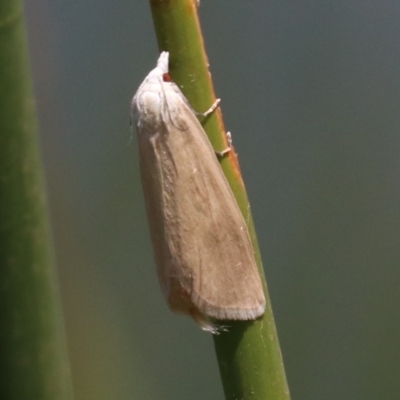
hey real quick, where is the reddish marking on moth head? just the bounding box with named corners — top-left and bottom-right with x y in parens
top-left (163, 73), bottom-right (172, 82)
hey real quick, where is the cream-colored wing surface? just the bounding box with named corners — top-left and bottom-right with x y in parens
top-left (139, 100), bottom-right (265, 321)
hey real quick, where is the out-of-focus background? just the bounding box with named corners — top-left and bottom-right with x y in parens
top-left (25, 1), bottom-right (400, 399)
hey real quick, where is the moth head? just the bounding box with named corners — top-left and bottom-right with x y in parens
top-left (143, 51), bottom-right (170, 83)
top-left (157, 51), bottom-right (169, 73)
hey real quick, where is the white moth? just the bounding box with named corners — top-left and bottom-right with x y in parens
top-left (131, 52), bottom-right (265, 333)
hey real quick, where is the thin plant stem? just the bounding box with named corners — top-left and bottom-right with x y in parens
top-left (0, 1), bottom-right (73, 399)
top-left (148, 1), bottom-right (290, 399)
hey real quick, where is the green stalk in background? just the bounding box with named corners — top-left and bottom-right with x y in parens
top-left (148, 1), bottom-right (290, 399)
top-left (0, 1), bottom-right (73, 399)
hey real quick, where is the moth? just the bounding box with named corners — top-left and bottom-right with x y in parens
top-left (131, 52), bottom-right (265, 333)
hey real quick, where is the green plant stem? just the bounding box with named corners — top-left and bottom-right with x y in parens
top-left (0, 1), bottom-right (73, 399)
top-left (148, 1), bottom-right (290, 399)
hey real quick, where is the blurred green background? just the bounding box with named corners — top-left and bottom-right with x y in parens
top-left (25, 1), bottom-right (400, 399)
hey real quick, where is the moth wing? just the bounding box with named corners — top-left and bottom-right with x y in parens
top-left (140, 99), bottom-right (265, 321)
